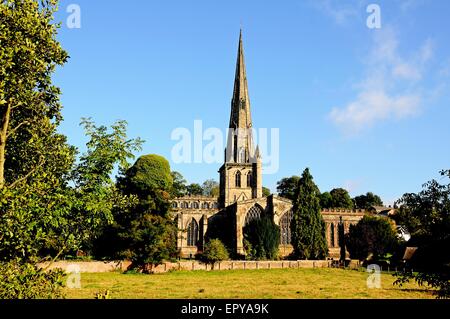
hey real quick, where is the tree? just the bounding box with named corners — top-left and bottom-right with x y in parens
top-left (170, 171), bottom-right (187, 198)
top-left (101, 154), bottom-right (177, 270)
top-left (393, 170), bottom-right (450, 299)
top-left (276, 176), bottom-right (300, 200)
top-left (202, 239), bottom-right (229, 268)
top-left (186, 183), bottom-right (203, 196)
top-left (202, 179), bottom-right (219, 197)
top-left (262, 186), bottom-right (271, 197)
top-left (330, 188), bottom-right (353, 208)
top-left (119, 154), bottom-right (172, 197)
top-left (291, 168), bottom-right (328, 259)
top-left (120, 214), bottom-right (177, 273)
top-left (0, 0), bottom-right (69, 190)
top-left (319, 191), bottom-right (333, 209)
top-left (353, 192), bottom-right (383, 209)
top-left (243, 216), bottom-right (280, 260)
top-left (345, 215), bottom-right (399, 262)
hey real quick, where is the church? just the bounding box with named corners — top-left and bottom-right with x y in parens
top-left (171, 31), bottom-right (368, 259)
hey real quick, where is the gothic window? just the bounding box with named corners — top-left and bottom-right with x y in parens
top-left (187, 218), bottom-right (199, 246)
top-left (280, 210), bottom-right (293, 245)
top-left (181, 202), bottom-right (188, 209)
top-left (235, 171), bottom-right (241, 188)
top-left (245, 205), bottom-right (263, 225)
top-left (192, 202), bottom-right (199, 209)
top-left (330, 223), bottom-right (335, 247)
top-left (246, 172), bottom-right (252, 188)
top-left (172, 202), bottom-right (178, 208)
top-left (202, 202), bottom-right (209, 209)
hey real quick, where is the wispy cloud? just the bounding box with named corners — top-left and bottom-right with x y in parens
top-left (310, 0), bottom-right (363, 25)
top-left (329, 27), bottom-right (433, 135)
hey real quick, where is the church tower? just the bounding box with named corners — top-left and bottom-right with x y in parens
top-left (219, 30), bottom-right (263, 207)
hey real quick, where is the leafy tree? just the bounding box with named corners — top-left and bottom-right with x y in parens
top-left (100, 154), bottom-right (177, 270)
top-left (319, 191), bottom-right (333, 209)
top-left (0, 260), bottom-right (65, 299)
top-left (243, 216), bottom-right (280, 260)
top-left (345, 215), bottom-right (399, 261)
top-left (291, 168), bottom-right (328, 259)
top-left (186, 183), bottom-right (203, 196)
top-left (330, 188), bottom-right (353, 208)
top-left (276, 176), bottom-right (300, 200)
top-left (353, 192), bottom-right (383, 209)
top-left (393, 170), bottom-right (450, 299)
top-left (0, 0), bottom-right (69, 190)
top-left (120, 214), bottom-right (177, 273)
top-left (202, 239), bottom-right (229, 268)
top-left (119, 154), bottom-right (172, 197)
top-left (170, 171), bottom-right (187, 197)
top-left (202, 179), bottom-right (219, 197)
top-left (262, 186), bottom-right (271, 197)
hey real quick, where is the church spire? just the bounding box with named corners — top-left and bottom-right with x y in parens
top-left (226, 30), bottom-right (255, 163)
top-left (229, 29), bottom-right (252, 130)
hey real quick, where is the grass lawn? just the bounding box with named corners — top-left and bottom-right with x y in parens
top-left (64, 268), bottom-right (434, 299)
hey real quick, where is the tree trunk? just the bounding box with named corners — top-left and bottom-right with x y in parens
top-left (0, 103), bottom-right (11, 189)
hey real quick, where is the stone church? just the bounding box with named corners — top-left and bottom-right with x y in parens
top-left (171, 31), bottom-right (368, 259)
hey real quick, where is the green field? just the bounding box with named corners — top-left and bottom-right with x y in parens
top-left (64, 268), bottom-right (434, 299)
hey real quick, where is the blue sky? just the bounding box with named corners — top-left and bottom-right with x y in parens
top-left (53, 0), bottom-right (450, 204)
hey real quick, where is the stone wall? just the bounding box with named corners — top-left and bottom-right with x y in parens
top-left (38, 260), bottom-right (342, 274)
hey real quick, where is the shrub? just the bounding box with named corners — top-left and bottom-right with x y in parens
top-left (345, 215), bottom-right (399, 262)
top-left (202, 239), bottom-right (229, 266)
top-left (0, 260), bottom-right (65, 299)
top-left (243, 216), bottom-right (280, 260)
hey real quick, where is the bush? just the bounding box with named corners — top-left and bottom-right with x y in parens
top-left (345, 216), bottom-right (399, 262)
top-left (0, 260), bottom-right (65, 299)
top-left (202, 239), bottom-right (229, 266)
top-left (243, 216), bottom-right (280, 260)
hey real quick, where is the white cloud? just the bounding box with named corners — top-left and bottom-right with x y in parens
top-left (310, 0), bottom-right (362, 25)
top-left (329, 27), bottom-right (433, 135)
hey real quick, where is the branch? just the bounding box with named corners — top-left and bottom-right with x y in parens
top-left (8, 157), bottom-right (45, 189)
top-left (6, 121), bottom-right (29, 139)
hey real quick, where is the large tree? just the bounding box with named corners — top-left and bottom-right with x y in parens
top-left (353, 192), bottom-right (383, 209)
top-left (0, 0), bottom-right (70, 189)
top-left (186, 183), bottom-right (203, 196)
top-left (276, 176), bottom-right (300, 201)
top-left (393, 170), bottom-right (450, 298)
top-left (330, 188), bottom-right (353, 209)
top-left (319, 191), bottom-right (333, 209)
top-left (291, 168), bottom-right (328, 259)
top-left (243, 215), bottom-right (280, 260)
top-left (345, 215), bottom-right (399, 262)
top-left (202, 179), bottom-right (219, 197)
top-left (170, 171), bottom-right (187, 198)
top-left (103, 154), bottom-right (177, 270)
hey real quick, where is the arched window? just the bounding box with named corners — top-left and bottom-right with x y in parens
top-left (187, 219), bottom-right (199, 246)
top-left (192, 202), bottom-right (199, 209)
top-left (330, 223), bottom-right (335, 247)
top-left (172, 202), bottom-right (178, 208)
top-left (245, 205), bottom-right (263, 225)
top-left (181, 202), bottom-right (188, 209)
top-left (246, 173), bottom-right (252, 188)
top-left (235, 171), bottom-right (241, 188)
top-left (280, 210), bottom-right (293, 245)
top-left (202, 202), bottom-right (209, 209)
